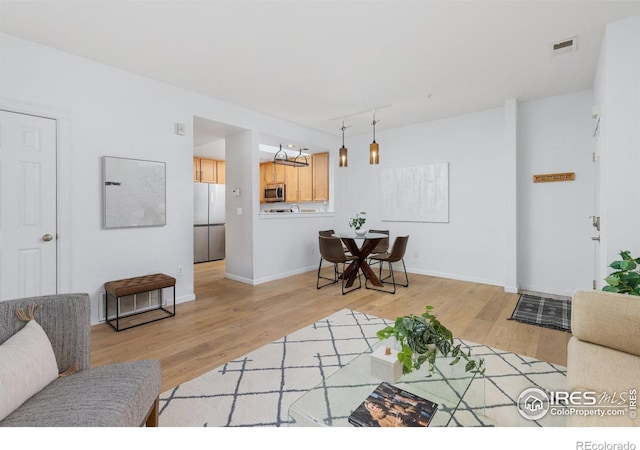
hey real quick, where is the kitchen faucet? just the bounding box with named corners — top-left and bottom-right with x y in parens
top-left (290, 204), bottom-right (300, 213)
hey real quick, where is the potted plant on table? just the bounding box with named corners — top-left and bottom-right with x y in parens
top-left (349, 211), bottom-right (367, 236)
top-left (376, 305), bottom-right (485, 377)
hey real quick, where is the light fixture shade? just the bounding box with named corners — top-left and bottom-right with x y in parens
top-left (370, 111), bottom-right (380, 165)
top-left (339, 146), bottom-right (348, 167)
top-left (369, 141), bottom-right (379, 165)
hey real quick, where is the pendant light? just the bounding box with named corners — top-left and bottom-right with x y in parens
top-left (369, 110), bottom-right (379, 165)
top-left (339, 121), bottom-right (348, 167)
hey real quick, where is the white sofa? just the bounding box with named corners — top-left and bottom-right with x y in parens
top-left (567, 290), bottom-right (640, 426)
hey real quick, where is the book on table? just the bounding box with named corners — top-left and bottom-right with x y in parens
top-left (348, 381), bottom-right (439, 427)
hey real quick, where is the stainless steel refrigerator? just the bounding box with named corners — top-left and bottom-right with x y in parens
top-left (194, 183), bottom-right (225, 263)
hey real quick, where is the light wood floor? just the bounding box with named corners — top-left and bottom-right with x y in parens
top-left (91, 261), bottom-right (571, 392)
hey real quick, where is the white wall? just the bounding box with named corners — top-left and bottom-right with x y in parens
top-left (0, 33), bottom-right (337, 323)
top-left (339, 108), bottom-right (508, 287)
top-left (193, 138), bottom-right (225, 160)
top-left (594, 15), bottom-right (640, 282)
top-left (517, 90), bottom-right (595, 296)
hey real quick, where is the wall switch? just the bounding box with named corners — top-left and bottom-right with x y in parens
top-left (177, 265), bottom-right (184, 276)
top-left (175, 123), bottom-right (185, 135)
top-left (232, 188), bottom-right (240, 197)
top-left (237, 207), bottom-right (243, 215)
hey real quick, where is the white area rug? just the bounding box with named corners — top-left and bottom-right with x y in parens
top-left (159, 309), bottom-right (567, 427)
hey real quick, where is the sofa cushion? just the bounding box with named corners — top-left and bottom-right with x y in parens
top-left (567, 337), bottom-right (640, 426)
top-left (572, 290), bottom-right (640, 356)
top-left (0, 360), bottom-right (161, 427)
top-left (0, 320), bottom-right (59, 421)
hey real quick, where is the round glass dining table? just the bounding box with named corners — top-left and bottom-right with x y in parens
top-left (332, 232), bottom-right (388, 288)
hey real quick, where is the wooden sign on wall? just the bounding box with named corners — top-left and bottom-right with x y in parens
top-left (533, 172), bottom-right (575, 183)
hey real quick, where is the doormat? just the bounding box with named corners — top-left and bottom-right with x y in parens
top-left (509, 294), bottom-right (571, 332)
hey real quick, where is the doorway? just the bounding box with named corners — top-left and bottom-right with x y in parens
top-left (192, 116), bottom-right (231, 272)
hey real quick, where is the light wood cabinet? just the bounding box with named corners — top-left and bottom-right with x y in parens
top-left (262, 162), bottom-right (285, 184)
top-left (312, 152), bottom-right (329, 201)
top-left (216, 161), bottom-right (225, 185)
top-left (260, 153), bottom-right (329, 204)
top-left (284, 165), bottom-right (299, 202)
top-left (193, 158), bottom-right (201, 182)
top-left (200, 158), bottom-right (216, 183)
top-left (194, 157), bottom-right (225, 184)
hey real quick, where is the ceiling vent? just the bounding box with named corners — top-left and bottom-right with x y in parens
top-left (551, 36), bottom-right (578, 56)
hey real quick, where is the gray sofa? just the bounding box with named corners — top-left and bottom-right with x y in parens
top-left (0, 293), bottom-right (161, 427)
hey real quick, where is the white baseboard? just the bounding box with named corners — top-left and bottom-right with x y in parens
top-left (406, 267), bottom-right (505, 289)
top-left (250, 265), bottom-right (317, 286)
top-left (518, 286), bottom-right (572, 300)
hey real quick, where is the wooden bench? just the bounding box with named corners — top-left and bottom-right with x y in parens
top-left (105, 273), bottom-right (176, 331)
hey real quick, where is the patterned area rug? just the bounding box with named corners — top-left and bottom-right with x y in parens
top-left (159, 309), bottom-right (567, 427)
top-left (510, 294), bottom-right (572, 332)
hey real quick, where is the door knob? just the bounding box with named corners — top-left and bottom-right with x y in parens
top-left (42, 233), bottom-right (53, 242)
top-left (592, 236), bottom-right (600, 242)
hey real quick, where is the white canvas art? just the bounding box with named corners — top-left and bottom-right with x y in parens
top-left (380, 163), bottom-right (449, 223)
top-left (103, 156), bottom-right (166, 228)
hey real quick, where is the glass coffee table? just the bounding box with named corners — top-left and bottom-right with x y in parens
top-left (288, 340), bottom-right (485, 427)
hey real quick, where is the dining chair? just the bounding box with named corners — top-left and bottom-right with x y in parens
top-left (317, 235), bottom-right (361, 294)
top-left (367, 229), bottom-right (389, 267)
top-left (317, 230), bottom-right (335, 283)
top-left (365, 235), bottom-right (409, 294)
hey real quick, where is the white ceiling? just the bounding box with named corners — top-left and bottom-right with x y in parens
top-left (1, 1), bottom-right (639, 139)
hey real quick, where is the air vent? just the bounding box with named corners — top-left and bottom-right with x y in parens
top-left (551, 36), bottom-right (578, 56)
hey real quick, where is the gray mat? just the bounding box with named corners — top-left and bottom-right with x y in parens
top-left (510, 294), bottom-right (571, 332)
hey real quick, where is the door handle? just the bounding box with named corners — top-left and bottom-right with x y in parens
top-left (592, 236), bottom-right (600, 242)
top-left (42, 233), bottom-right (53, 242)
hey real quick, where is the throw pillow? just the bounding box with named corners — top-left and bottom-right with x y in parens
top-left (0, 320), bottom-right (59, 421)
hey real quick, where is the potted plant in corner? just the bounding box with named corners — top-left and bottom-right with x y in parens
top-left (603, 250), bottom-right (640, 295)
top-left (349, 211), bottom-right (367, 236)
top-left (376, 305), bottom-right (485, 377)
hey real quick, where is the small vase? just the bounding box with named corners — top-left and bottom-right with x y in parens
top-left (355, 229), bottom-right (367, 236)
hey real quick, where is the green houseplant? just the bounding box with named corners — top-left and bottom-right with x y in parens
top-left (349, 212), bottom-right (367, 231)
top-left (603, 250), bottom-right (640, 295)
top-left (376, 305), bottom-right (485, 377)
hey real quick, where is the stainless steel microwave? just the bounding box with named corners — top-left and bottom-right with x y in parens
top-left (265, 184), bottom-right (285, 202)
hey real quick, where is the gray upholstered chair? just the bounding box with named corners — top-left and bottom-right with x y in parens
top-left (0, 293), bottom-right (161, 427)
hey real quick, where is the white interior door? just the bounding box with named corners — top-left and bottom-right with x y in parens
top-left (0, 110), bottom-right (57, 300)
top-left (592, 117), bottom-right (602, 289)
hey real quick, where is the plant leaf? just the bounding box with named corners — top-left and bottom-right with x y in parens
top-left (605, 276), bottom-right (620, 286)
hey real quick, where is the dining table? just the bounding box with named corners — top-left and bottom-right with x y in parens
top-left (332, 232), bottom-right (388, 289)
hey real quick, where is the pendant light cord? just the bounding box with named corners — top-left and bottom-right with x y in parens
top-left (372, 110), bottom-right (377, 142)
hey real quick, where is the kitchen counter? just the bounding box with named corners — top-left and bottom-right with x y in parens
top-left (259, 210), bottom-right (334, 219)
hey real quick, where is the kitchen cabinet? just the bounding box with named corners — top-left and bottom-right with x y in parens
top-left (200, 158), bottom-right (216, 183)
top-left (262, 162), bottom-right (286, 184)
top-left (312, 152), bottom-right (329, 201)
top-left (284, 165), bottom-right (299, 202)
top-left (259, 163), bottom-right (266, 203)
top-left (286, 161), bottom-right (313, 202)
top-left (259, 153), bottom-right (329, 204)
top-left (194, 157), bottom-right (225, 184)
top-left (193, 158), bottom-right (200, 181)
top-left (216, 161), bottom-right (226, 185)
